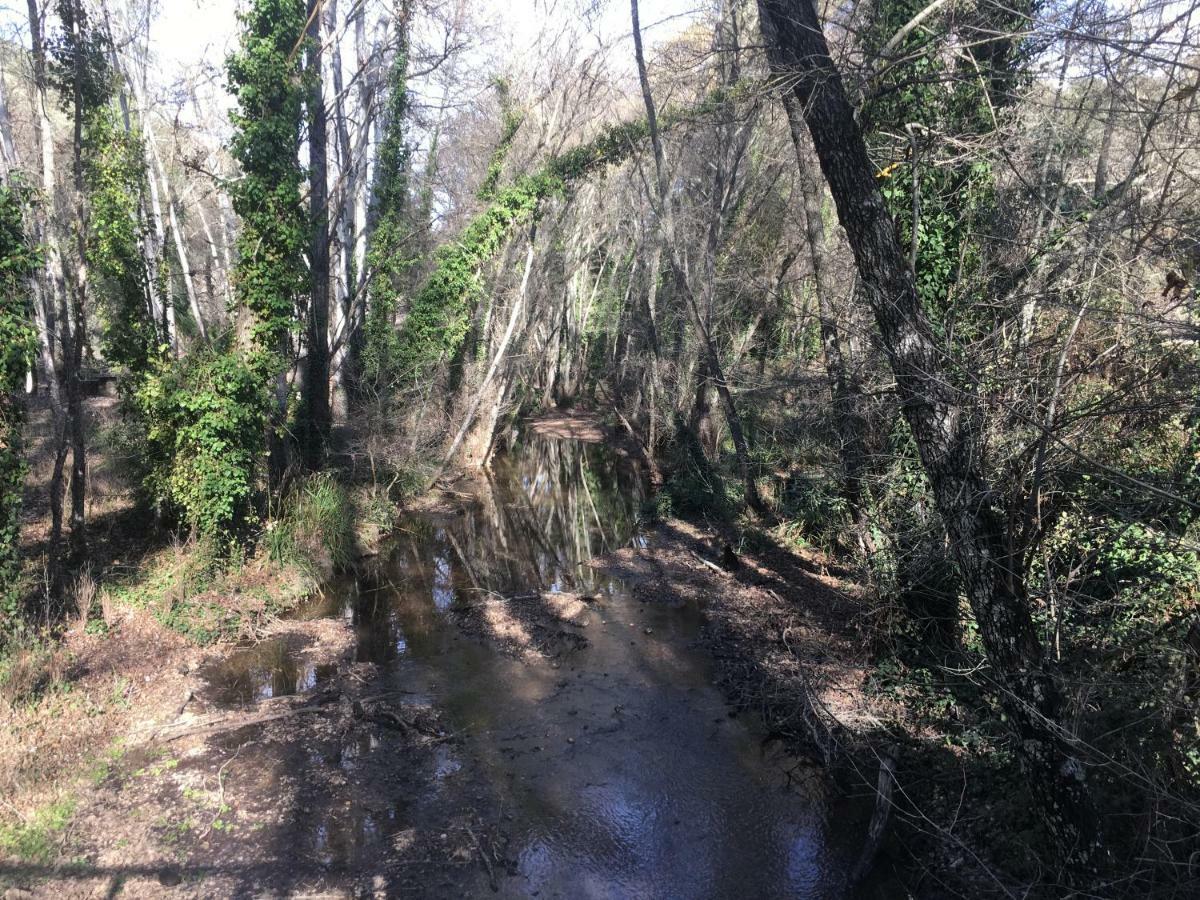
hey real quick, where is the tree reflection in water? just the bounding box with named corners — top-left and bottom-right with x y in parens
top-left (353, 434), bottom-right (647, 658)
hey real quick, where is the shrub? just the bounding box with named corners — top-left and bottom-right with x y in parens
top-left (135, 344), bottom-right (269, 546)
top-left (0, 632), bottom-right (69, 710)
top-left (0, 797), bottom-right (76, 864)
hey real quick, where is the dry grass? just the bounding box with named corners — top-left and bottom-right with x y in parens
top-left (69, 568), bottom-right (97, 634)
top-left (0, 638), bottom-right (70, 712)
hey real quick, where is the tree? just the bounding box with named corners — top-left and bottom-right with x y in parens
top-left (630, 0), bottom-right (769, 517)
top-left (24, 0), bottom-right (71, 561)
top-left (48, 0), bottom-right (112, 558)
top-left (301, 0), bottom-right (331, 467)
top-left (756, 0), bottom-right (1105, 878)
top-left (0, 182), bottom-right (38, 620)
top-left (360, 0), bottom-right (414, 400)
top-left (226, 0), bottom-right (308, 491)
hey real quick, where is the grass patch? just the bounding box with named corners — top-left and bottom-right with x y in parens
top-left (266, 472), bottom-right (357, 577)
top-left (0, 632), bottom-right (70, 710)
top-left (0, 797), bottom-right (76, 864)
top-left (91, 473), bottom-right (403, 646)
top-left (98, 539), bottom-right (309, 645)
top-left (88, 740), bottom-right (127, 787)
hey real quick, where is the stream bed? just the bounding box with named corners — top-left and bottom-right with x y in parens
top-left (201, 433), bottom-right (869, 898)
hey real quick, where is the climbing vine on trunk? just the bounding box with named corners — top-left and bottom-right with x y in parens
top-left (0, 183), bottom-right (38, 620)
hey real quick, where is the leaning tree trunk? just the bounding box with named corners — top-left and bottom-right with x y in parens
top-left (757, 0), bottom-right (1104, 879)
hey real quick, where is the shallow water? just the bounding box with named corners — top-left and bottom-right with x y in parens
top-left (204, 434), bottom-right (869, 898)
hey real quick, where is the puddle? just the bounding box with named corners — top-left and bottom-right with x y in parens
top-left (200, 637), bottom-right (337, 706)
top-left (202, 433), bottom-right (871, 896)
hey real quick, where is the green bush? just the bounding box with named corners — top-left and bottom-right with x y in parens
top-left (0, 182), bottom-right (38, 625)
top-left (0, 797), bottom-right (75, 863)
top-left (135, 344), bottom-right (268, 545)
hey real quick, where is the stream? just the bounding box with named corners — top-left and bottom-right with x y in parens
top-left (202, 432), bottom-right (871, 898)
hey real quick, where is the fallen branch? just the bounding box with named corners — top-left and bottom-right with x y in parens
top-left (850, 749), bottom-right (898, 886)
top-left (146, 689), bottom-right (422, 743)
top-left (153, 704), bottom-right (327, 743)
top-left (690, 550), bottom-right (728, 576)
top-left (467, 825), bottom-right (499, 892)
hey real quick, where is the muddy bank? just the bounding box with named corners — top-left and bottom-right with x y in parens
top-left (591, 518), bottom-right (885, 757)
top-left (5, 431), bottom-right (890, 898)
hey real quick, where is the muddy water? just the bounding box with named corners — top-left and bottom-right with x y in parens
top-left (206, 434), bottom-right (867, 898)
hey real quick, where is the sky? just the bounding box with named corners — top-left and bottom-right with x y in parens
top-left (142, 0), bottom-right (701, 130)
top-left (133, 0), bottom-right (696, 141)
top-left (0, 0), bottom-right (702, 147)
top-left (150, 0), bottom-right (702, 85)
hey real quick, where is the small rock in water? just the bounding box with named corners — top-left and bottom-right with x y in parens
top-left (643, 627), bottom-right (653, 635)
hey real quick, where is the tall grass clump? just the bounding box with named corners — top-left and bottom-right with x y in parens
top-left (267, 473), bottom-right (356, 577)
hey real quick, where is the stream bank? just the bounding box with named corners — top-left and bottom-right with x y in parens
top-left (4, 422), bottom-right (894, 898)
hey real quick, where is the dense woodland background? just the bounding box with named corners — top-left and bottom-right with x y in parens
top-left (0, 0), bottom-right (1197, 895)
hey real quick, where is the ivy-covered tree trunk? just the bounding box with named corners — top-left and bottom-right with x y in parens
top-left (757, 0), bottom-right (1105, 880)
top-left (302, 0), bottom-right (331, 467)
top-left (361, 1), bottom-right (413, 400)
top-left (227, 0), bottom-right (308, 494)
top-left (0, 184), bottom-right (38, 620)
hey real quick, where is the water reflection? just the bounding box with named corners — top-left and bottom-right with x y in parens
top-left (202, 638), bottom-right (337, 706)
top-left (201, 433), bottom-right (862, 897)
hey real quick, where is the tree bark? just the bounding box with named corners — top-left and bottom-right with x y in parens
top-left (303, 0), bottom-right (332, 467)
top-left (326, 0), bottom-right (351, 421)
top-left (66, 0), bottom-right (89, 557)
top-left (25, 0), bottom-right (70, 559)
top-left (757, 0), bottom-right (1103, 878)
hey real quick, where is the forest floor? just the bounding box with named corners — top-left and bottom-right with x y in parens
top-left (0, 405), bottom-right (898, 897)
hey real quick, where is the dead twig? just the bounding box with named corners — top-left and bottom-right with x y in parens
top-left (690, 550), bottom-right (728, 576)
top-left (466, 825), bottom-right (499, 892)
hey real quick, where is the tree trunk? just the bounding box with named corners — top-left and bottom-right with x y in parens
top-left (779, 92), bottom-right (877, 550)
top-left (66, 0), bottom-right (89, 557)
top-left (630, 0), bottom-right (768, 517)
top-left (431, 230), bottom-right (537, 485)
top-left (303, 0), bottom-right (332, 467)
top-left (757, 0), bottom-right (1103, 878)
top-left (327, 0), bottom-right (351, 421)
top-left (144, 127), bottom-right (200, 344)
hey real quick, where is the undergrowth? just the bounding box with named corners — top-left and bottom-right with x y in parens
top-left (0, 797), bottom-right (76, 864)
